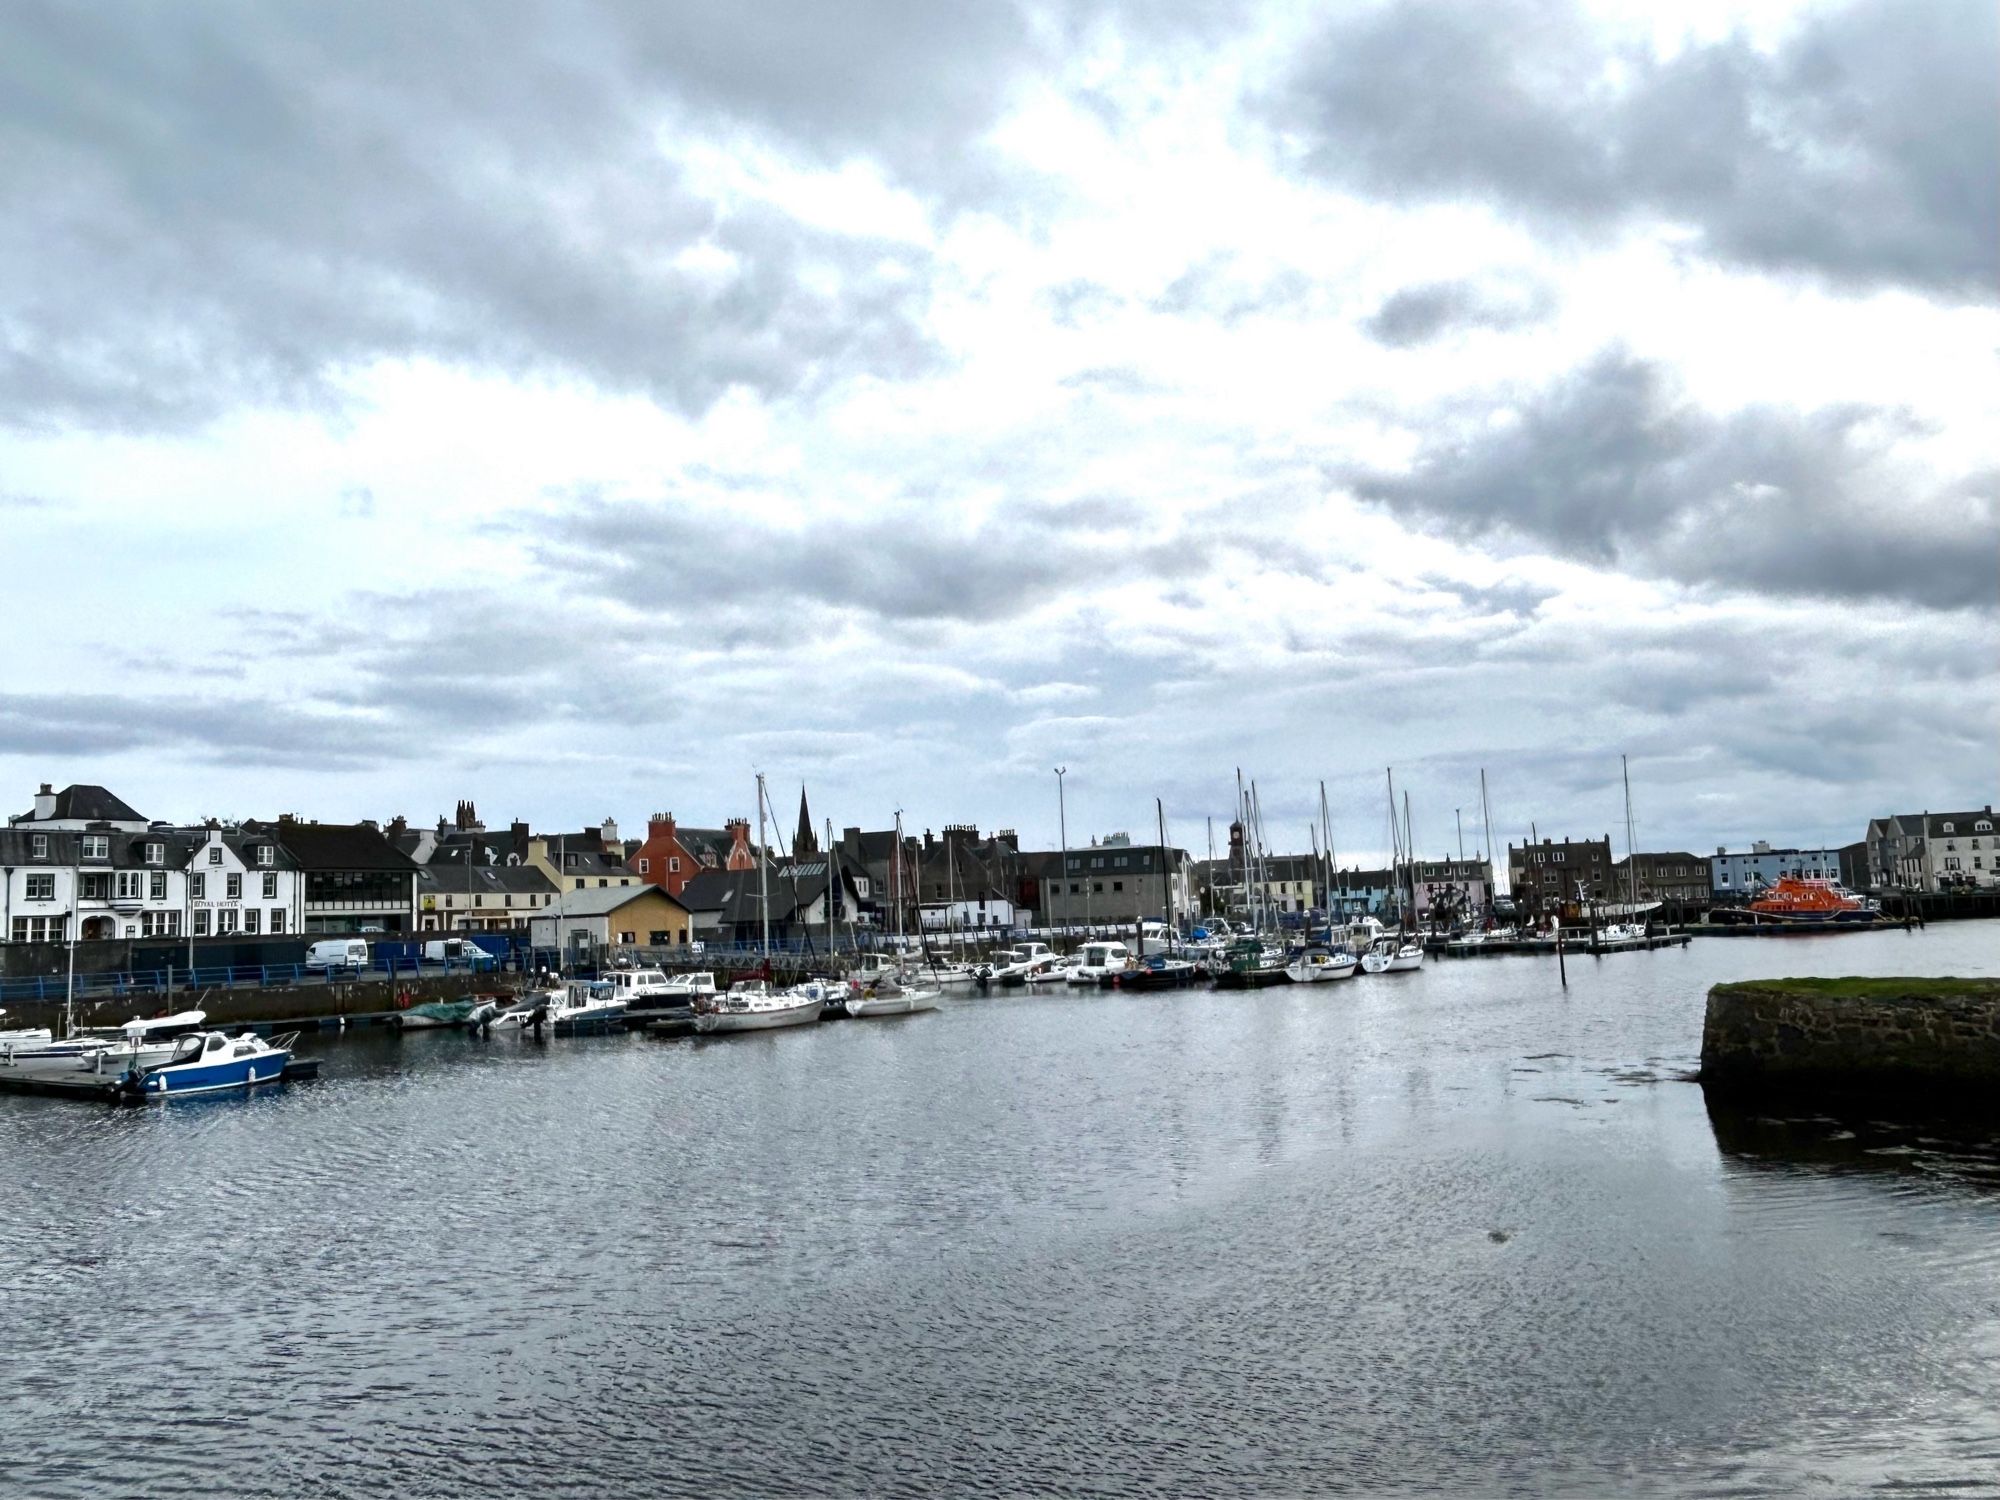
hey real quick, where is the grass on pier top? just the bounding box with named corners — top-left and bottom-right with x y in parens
top-left (1713, 977), bottom-right (2000, 1001)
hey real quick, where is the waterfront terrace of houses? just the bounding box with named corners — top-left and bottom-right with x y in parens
top-left (3, 784), bottom-right (304, 946)
top-left (259, 817), bottom-right (420, 935)
top-left (1864, 806), bottom-right (1998, 891)
top-left (416, 859), bottom-right (559, 932)
top-left (1507, 836), bottom-right (1615, 919)
top-left (1612, 851), bottom-right (1710, 917)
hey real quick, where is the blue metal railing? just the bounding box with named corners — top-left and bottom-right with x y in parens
top-left (0, 952), bottom-right (507, 1006)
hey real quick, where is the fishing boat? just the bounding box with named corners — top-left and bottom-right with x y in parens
top-left (600, 967), bottom-right (701, 1006)
top-left (1285, 946), bottom-right (1358, 983)
top-left (844, 979), bottom-right (941, 1018)
top-left (1215, 937), bottom-right (1289, 989)
top-left (122, 1030), bottom-right (295, 1098)
top-left (692, 979), bottom-right (825, 1034)
top-left (1360, 939), bottom-right (1424, 974)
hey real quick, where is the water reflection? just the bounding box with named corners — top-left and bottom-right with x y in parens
top-left (1706, 1088), bottom-right (2000, 1194)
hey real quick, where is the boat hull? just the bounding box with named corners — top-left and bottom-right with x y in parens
top-left (138, 1052), bottom-right (289, 1097)
top-left (844, 990), bottom-right (941, 1017)
top-left (693, 999), bottom-right (825, 1033)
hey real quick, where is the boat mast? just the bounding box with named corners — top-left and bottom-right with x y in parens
top-left (755, 772), bottom-right (770, 961)
top-left (826, 816), bottom-right (836, 958)
top-left (1404, 789), bottom-right (1416, 931)
top-left (1385, 768), bottom-right (1398, 929)
top-left (1235, 768), bottom-right (1248, 928)
top-left (1156, 797), bottom-right (1170, 942)
top-left (1622, 753), bottom-right (1638, 907)
top-left (1481, 768), bottom-right (1500, 899)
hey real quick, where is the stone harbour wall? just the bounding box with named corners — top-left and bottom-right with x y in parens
top-left (1701, 977), bottom-right (2000, 1100)
top-left (9, 972), bottom-right (526, 1034)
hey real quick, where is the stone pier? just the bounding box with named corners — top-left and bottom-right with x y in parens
top-left (1700, 977), bottom-right (2000, 1102)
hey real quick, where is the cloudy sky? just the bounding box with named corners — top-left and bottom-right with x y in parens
top-left (3, 0), bottom-right (1994, 864)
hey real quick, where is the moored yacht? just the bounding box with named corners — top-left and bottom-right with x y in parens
top-left (1360, 938), bottom-right (1424, 973)
top-left (1069, 940), bottom-right (1135, 984)
top-left (1285, 946), bottom-right (1358, 983)
top-left (123, 1030), bottom-right (295, 1098)
top-left (692, 979), bottom-right (824, 1034)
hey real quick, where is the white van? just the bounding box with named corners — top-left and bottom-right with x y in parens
top-left (305, 939), bottom-right (369, 973)
top-left (422, 938), bottom-right (476, 964)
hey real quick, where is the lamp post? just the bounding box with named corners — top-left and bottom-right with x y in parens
top-left (1054, 767), bottom-right (1068, 951)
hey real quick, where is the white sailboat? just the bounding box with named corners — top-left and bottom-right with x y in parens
top-left (1359, 938), bottom-right (1424, 974)
top-left (1285, 946), bottom-right (1358, 983)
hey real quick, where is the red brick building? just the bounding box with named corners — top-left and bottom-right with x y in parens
top-left (628, 813), bottom-right (755, 898)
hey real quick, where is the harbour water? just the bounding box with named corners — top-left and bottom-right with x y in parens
top-left (4, 923), bottom-right (1999, 1497)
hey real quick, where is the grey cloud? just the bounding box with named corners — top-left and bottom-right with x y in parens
top-left (1345, 349), bottom-right (1999, 611)
top-left (1282, 0), bottom-right (2000, 302)
top-left (1151, 253), bottom-right (1320, 324)
top-left (520, 495), bottom-right (1207, 625)
top-left (0, 691), bottom-right (402, 770)
top-left (1362, 279), bottom-right (1552, 347)
top-left (0, 3), bottom-right (1003, 432)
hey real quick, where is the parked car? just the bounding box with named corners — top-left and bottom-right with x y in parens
top-left (305, 939), bottom-right (369, 974)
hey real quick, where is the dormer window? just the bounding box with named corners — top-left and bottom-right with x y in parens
top-left (1978, 821), bottom-right (1993, 833)
top-left (257, 845), bottom-right (273, 867)
top-left (81, 835), bottom-right (109, 860)
top-left (30, 834), bottom-right (47, 859)
top-left (145, 842), bottom-right (164, 865)
top-left (1942, 822), bottom-right (1955, 834)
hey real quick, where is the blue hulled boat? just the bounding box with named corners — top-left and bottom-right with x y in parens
top-left (124, 1030), bottom-right (295, 1098)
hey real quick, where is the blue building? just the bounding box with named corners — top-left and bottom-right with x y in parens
top-left (1710, 842), bottom-right (1844, 896)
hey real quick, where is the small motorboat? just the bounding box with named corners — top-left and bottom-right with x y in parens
top-left (1069, 940), bottom-right (1135, 985)
top-left (1360, 939), bottom-right (1425, 974)
top-left (1116, 955), bottom-right (1201, 991)
top-left (1284, 947), bottom-right (1358, 984)
top-left (123, 1030), bottom-right (295, 1098)
top-left (692, 979), bottom-right (825, 1034)
top-left (539, 980), bottom-right (630, 1031)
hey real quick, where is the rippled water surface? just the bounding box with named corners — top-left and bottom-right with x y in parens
top-left (6, 923), bottom-right (2000, 1497)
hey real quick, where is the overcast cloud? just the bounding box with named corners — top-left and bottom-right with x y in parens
top-left (2, 0), bottom-right (1993, 860)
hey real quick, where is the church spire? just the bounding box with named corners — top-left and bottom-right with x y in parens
top-left (794, 785), bottom-right (818, 857)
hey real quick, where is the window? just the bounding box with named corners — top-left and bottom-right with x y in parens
top-left (150, 871), bottom-right (167, 900)
top-left (474, 894), bottom-right (484, 907)
top-left (1978, 821), bottom-right (1993, 833)
top-left (143, 910), bottom-right (180, 937)
top-left (208, 845), bottom-right (224, 865)
top-left (146, 842), bottom-right (164, 865)
top-left (1942, 822), bottom-right (1956, 834)
top-left (270, 909), bottom-right (286, 934)
top-left (649, 930), bottom-right (669, 945)
top-left (218, 908), bottom-right (239, 934)
top-left (256, 872), bottom-right (274, 900)
top-left (11, 915), bottom-right (64, 943)
top-left (80, 872), bottom-right (110, 900)
top-left (617, 930), bottom-right (635, 944)
top-left (115, 871), bottom-right (145, 900)
top-left (638, 858), bottom-right (650, 874)
top-left (1093, 881), bottom-right (1104, 894)
top-left (598, 878), bottom-right (608, 888)
top-left (25, 873), bottom-right (54, 901)
top-left (243, 908), bottom-right (260, 935)
top-left (257, 845), bottom-right (273, 866)
top-left (30, 834), bottom-right (48, 859)
top-left (1112, 881), bottom-right (1124, 892)
top-left (226, 873), bottom-right (242, 900)
top-left (82, 835), bottom-right (109, 860)
top-left (191, 872), bottom-right (206, 900)
top-left (669, 856), bottom-right (681, 873)
top-left (192, 909), bottom-right (211, 937)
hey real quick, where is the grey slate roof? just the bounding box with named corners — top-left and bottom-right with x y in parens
top-left (261, 820), bottom-right (419, 872)
top-left (417, 864), bottom-right (558, 897)
top-left (537, 885), bottom-right (687, 919)
top-left (9, 784), bottom-right (146, 825)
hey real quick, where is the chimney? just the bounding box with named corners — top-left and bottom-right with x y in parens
top-left (601, 817), bottom-right (619, 847)
top-left (650, 811), bottom-right (674, 838)
top-left (33, 784), bottom-right (56, 820)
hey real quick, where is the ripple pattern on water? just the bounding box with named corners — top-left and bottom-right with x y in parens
top-left (3, 921), bottom-right (1999, 1496)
